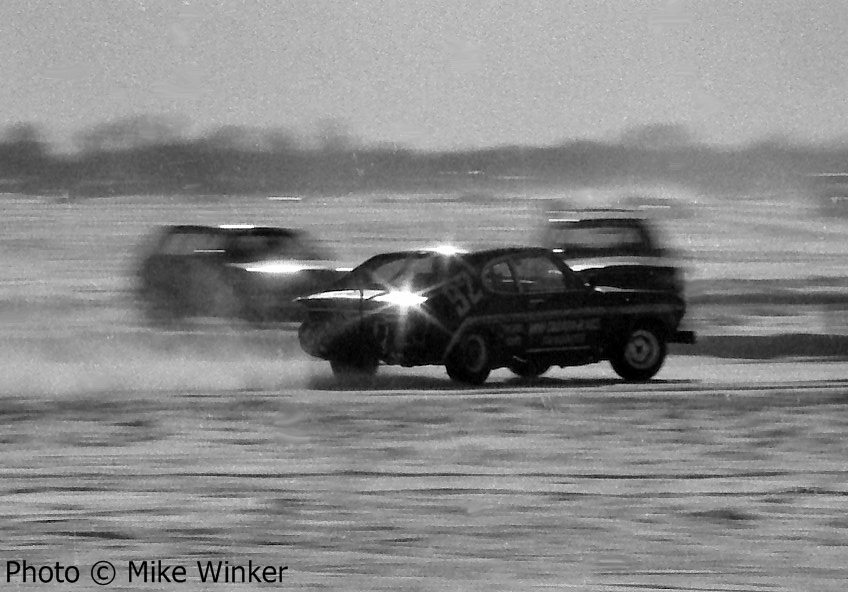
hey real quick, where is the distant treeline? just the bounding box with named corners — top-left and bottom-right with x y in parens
top-left (1, 118), bottom-right (846, 198)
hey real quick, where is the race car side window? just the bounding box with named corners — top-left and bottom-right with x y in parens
top-left (511, 254), bottom-right (568, 293)
top-left (481, 260), bottom-right (518, 294)
top-left (159, 232), bottom-right (225, 255)
top-left (559, 263), bottom-right (592, 290)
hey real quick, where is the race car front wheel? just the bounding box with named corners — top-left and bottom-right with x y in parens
top-left (445, 331), bottom-right (491, 385)
top-left (610, 323), bottom-right (666, 381)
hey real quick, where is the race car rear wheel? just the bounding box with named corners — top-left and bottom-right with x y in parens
top-left (445, 331), bottom-right (491, 385)
top-left (507, 358), bottom-right (550, 379)
top-left (610, 324), bottom-right (666, 382)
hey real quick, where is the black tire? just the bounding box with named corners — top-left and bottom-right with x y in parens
top-left (609, 323), bottom-right (667, 381)
top-left (445, 331), bottom-right (492, 385)
top-left (507, 358), bottom-right (550, 379)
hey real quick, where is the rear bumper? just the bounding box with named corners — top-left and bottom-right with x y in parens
top-left (670, 329), bottom-right (697, 344)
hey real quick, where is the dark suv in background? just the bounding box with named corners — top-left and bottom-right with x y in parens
top-left (542, 209), bottom-right (685, 296)
top-left (136, 224), bottom-right (346, 325)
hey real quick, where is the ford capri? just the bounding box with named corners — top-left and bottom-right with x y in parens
top-left (297, 246), bottom-right (695, 384)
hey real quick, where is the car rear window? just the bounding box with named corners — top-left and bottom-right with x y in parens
top-left (157, 231), bottom-right (226, 255)
top-left (545, 220), bottom-right (655, 257)
top-left (227, 232), bottom-right (329, 262)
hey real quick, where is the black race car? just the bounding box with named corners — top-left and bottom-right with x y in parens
top-left (136, 224), bottom-right (346, 324)
top-left (297, 246), bottom-right (695, 384)
top-left (543, 209), bottom-right (685, 296)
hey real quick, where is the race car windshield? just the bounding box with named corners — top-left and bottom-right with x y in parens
top-left (341, 252), bottom-right (446, 291)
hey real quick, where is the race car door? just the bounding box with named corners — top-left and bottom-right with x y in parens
top-left (472, 257), bottom-right (527, 356)
top-left (510, 252), bottom-right (601, 356)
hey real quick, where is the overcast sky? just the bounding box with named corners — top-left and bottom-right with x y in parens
top-left (2, 0), bottom-right (847, 150)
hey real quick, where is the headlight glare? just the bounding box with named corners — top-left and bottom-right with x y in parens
top-left (373, 291), bottom-right (427, 308)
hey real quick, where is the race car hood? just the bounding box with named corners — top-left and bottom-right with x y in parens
top-left (297, 288), bottom-right (387, 303)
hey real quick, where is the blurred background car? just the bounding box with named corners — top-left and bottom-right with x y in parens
top-left (136, 224), bottom-right (347, 325)
top-left (542, 208), bottom-right (685, 296)
top-left (808, 173), bottom-right (848, 218)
